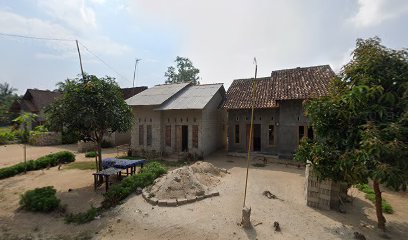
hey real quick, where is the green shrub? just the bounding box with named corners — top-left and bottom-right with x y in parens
top-left (102, 161), bottom-right (167, 208)
top-left (355, 184), bottom-right (394, 214)
top-left (100, 139), bottom-right (113, 148)
top-left (85, 151), bottom-right (97, 158)
top-left (65, 207), bottom-right (99, 224)
top-left (33, 125), bottom-right (48, 132)
top-left (0, 130), bottom-right (16, 144)
top-left (0, 151), bottom-right (75, 179)
top-left (19, 186), bottom-right (60, 212)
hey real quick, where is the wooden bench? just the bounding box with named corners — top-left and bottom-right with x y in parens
top-left (92, 167), bottom-right (122, 192)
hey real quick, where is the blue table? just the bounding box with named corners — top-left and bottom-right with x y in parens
top-left (102, 158), bottom-right (146, 176)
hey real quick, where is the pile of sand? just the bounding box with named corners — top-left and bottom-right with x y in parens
top-left (146, 161), bottom-right (225, 200)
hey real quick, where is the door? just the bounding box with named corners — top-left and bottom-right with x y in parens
top-left (246, 124), bottom-right (261, 151)
top-left (175, 125), bottom-right (182, 152)
top-left (182, 125), bottom-right (188, 152)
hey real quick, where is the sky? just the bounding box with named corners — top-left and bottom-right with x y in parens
top-left (0, 0), bottom-right (408, 95)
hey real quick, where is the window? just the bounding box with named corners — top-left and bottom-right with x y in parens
top-left (268, 125), bottom-right (275, 145)
top-left (307, 126), bottom-right (314, 140)
top-left (298, 126), bottom-right (305, 141)
top-left (165, 125), bottom-right (171, 147)
top-left (192, 125), bottom-right (198, 148)
top-left (139, 125), bottom-right (144, 145)
top-left (234, 125), bottom-right (240, 143)
top-left (147, 125), bottom-right (152, 146)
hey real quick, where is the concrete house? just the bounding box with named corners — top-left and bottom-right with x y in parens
top-left (126, 82), bottom-right (226, 157)
top-left (223, 65), bottom-right (335, 158)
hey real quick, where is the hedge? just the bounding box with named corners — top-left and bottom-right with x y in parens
top-left (102, 161), bottom-right (167, 208)
top-left (0, 151), bottom-right (75, 179)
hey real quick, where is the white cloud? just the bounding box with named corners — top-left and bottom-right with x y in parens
top-left (351, 0), bottom-right (408, 27)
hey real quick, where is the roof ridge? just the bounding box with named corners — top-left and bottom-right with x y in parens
top-left (271, 64), bottom-right (331, 74)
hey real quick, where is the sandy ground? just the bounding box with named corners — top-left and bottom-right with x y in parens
top-left (0, 148), bottom-right (407, 240)
top-left (0, 143), bottom-right (121, 168)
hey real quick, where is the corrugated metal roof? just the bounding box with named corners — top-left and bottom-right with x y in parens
top-left (158, 83), bottom-right (224, 110)
top-left (126, 82), bottom-right (190, 106)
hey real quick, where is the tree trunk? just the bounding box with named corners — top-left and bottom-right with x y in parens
top-left (96, 141), bottom-right (103, 183)
top-left (373, 180), bottom-right (386, 230)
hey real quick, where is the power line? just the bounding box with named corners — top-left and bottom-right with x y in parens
top-left (78, 41), bottom-right (130, 81)
top-left (0, 32), bottom-right (130, 82)
top-left (0, 32), bottom-right (75, 42)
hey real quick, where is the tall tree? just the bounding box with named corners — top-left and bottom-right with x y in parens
top-left (294, 37), bottom-right (408, 230)
top-left (46, 74), bottom-right (133, 171)
top-left (164, 56), bottom-right (200, 85)
top-left (0, 82), bottom-right (18, 125)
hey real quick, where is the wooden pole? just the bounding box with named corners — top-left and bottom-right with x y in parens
top-left (76, 40), bottom-right (85, 79)
top-left (24, 144), bottom-right (27, 174)
top-left (243, 58), bottom-right (257, 207)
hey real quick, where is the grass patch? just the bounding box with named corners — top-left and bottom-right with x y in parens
top-left (85, 151), bottom-right (97, 158)
top-left (65, 207), bottom-right (99, 224)
top-left (118, 155), bottom-right (190, 168)
top-left (65, 161), bottom-right (96, 170)
top-left (356, 184), bottom-right (394, 214)
top-left (252, 163), bottom-right (266, 167)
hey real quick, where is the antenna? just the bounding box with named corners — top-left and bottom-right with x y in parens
top-left (132, 58), bottom-right (142, 87)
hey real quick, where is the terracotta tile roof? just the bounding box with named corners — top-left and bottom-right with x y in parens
top-left (121, 86), bottom-right (148, 100)
top-left (223, 65), bottom-right (336, 109)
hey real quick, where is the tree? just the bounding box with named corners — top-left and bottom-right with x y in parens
top-left (0, 82), bottom-right (18, 125)
top-left (13, 112), bottom-right (38, 173)
top-left (46, 74), bottom-right (133, 172)
top-left (294, 37), bottom-right (408, 230)
top-left (164, 56), bottom-right (200, 85)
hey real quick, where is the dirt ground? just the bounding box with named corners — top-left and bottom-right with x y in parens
top-left (0, 147), bottom-right (407, 240)
top-left (0, 143), bottom-right (121, 168)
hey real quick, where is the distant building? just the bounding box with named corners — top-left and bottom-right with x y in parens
top-left (126, 82), bottom-right (226, 157)
top-left (223, 65), bottom-right (336, 158)
top-left (10, 87), bottom-right (147, 146)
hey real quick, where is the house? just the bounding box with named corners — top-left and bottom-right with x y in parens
top-left (10, 87), bottom-right (147, 146)
top-left (126, 82), bottom-right (226, 157)
top-left (9, 89), bottom-right (61, 129)
top-left (222, 65), bottom-right (335, 158)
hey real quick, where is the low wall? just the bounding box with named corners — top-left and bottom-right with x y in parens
top-left (29, 132), bottom-right (62, 146)
top-left (305, 165), bottom-right (348, 210)
top-left (77, 141), bottom-right (96, 153)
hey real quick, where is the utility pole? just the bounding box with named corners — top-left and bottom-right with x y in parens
top-left (133, 58), bottom-right (142, 87)
top-left (241, 57), bottom-right (257, 228)
top-left (76, 40), bottom-right (85, 79)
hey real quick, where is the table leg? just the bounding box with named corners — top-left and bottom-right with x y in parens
top-left (126, 168), bottom-right (129, 176)
top-left (118, 171), bottom-right (122, 180)
top-left (105, 175), bottom-right (109, 192)
top-left (94, 175), bottom-right (97, 191)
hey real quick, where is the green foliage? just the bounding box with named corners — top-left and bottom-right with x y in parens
top-left (65, 161), bottom-right (96, 170)
top-left (46, 74), bottom-right (133, 143)
top-left (102, 162), bottom-right (167, 208)
top-left (295, 37), bottom-right (408, 189)
top-left (0, 82), bottom-right (18, 126)
top-left (65, 207), bottom-right (99, 224)
top-left (165, 56), bottom-right (200, 85)
top-left (19, 186), bottom-right (60, 212)
top-left (0, 151), bottom-right (75, 179)
top-left (294, 37), bottom-right (407, 229)
top-left (61, 130), bottom-right (79, 144)
top-left (100, 139), bottom-right (113, 148)
top-left (33, 125), bottom-right (48, 132)
top-left (85, 151), bottom-right (97, 158)
top-left (13, 113), bottom-right (38, 143)
top-left (0, 128), bottom-right (16, 144)
top-left (356, 184), bottom-right (394, 214)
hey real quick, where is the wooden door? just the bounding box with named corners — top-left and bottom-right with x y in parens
top-left (175, 125), bottom-right (182, 152)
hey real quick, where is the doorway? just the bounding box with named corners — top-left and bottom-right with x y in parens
top-left (246, 124), bottom-right (261, 151)
top-left (182, 125), bottom-right (188, 151)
